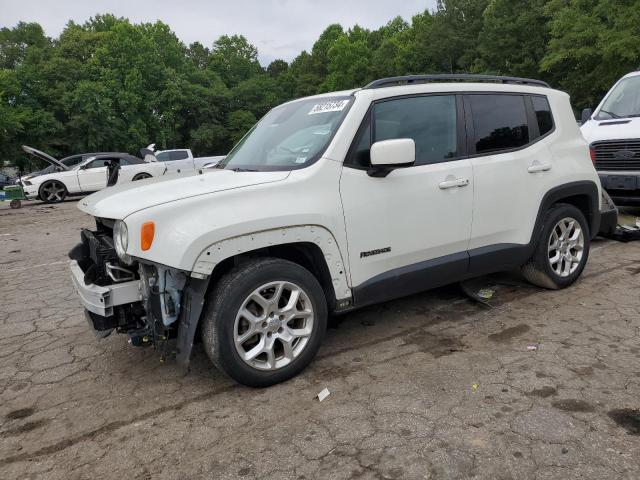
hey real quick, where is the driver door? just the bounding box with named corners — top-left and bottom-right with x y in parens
top-left (339, 94), bottom-right (473, 305)
top-left (76, 158), bottom-right (109, 192)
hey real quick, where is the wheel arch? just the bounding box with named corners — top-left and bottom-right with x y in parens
top-left (532, 180), bottom-right (600, 241)
top-left (38, 178), bottom-right (68, 200)
top-left (133, 172), bottom-right (153, 180)
top-left (193, 226), bottom-right (352, 310)
top-left (176, 227), bottom-right (352, 373)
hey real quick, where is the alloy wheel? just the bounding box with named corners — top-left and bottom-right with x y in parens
top-left (548, 217), bottom-right (584, 277)
top-left (41, 181), bottom-right (66, 202)
top-left (233, 281), bottom-right (314, 371)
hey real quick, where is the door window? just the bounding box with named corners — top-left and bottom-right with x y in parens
top-left (346, 95), bottom-right (458, 168)
top-left (169, 151), bottom-right (189, 160)
top-left (469, 94), bottom-right (529, 154)
top-left (155, 152), bottom-right (170, 162)
top-left (374, 95), bottom-right (458, 166)
top-left (84, 159), bottom-right (109, 169)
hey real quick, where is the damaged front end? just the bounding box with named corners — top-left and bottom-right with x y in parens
top-left (68, 218), bottom-right (207, 371)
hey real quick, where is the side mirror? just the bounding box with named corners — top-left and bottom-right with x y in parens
top-left (368, 138), bottom-right (415, 177)
top-left (581, 108), bottom-right (593, 124)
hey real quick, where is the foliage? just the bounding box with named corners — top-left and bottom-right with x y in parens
top-left (1, 2), bottom-right (639, 167)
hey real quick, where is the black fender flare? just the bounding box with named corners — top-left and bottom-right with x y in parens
top-left (530, 180), bottom-right (600, 242)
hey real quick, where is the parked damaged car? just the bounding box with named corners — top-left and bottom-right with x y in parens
top-left (20, 146), bottom-right (167, 203)
top-left (69, 74), bottom-right (616, 387)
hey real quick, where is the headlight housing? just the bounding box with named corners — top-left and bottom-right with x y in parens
top-left (113, 220), bottom-right (133, 265)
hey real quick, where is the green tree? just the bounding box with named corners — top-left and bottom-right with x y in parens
top-left (542, 0), bottom-right (640, 109)
top-left (475, 0), bottom-right (550, 78)
top-left (209, 35), bottom-right (262, 87)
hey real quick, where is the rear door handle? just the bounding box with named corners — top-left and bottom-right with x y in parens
top-left (528, 163), bottom-right (552, 173)
top-left (439, 178), bottom-right (470, 189)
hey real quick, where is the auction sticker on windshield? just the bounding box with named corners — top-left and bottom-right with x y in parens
top-left (308, 99), bottom-right (350, 115)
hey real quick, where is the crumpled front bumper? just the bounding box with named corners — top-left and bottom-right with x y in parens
top-left (69, 259), bottom-right (142, 317)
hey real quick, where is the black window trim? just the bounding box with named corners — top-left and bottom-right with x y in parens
top-left (344, 92), bottom-right (468, 170)
top-left (463, 92), bottom-right (556, 159)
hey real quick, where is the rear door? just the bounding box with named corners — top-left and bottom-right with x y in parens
top-left (339, 94), bottom-right (474, 302)
top-left (465, 93), bottom-right (556, 269)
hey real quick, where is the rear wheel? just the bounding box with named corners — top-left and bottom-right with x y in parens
top-left (39, 180), bottom-right (67, 203)
top-left (132, 173), bottom-right (152, 181)
top-left (201, 258), bottom-right (327, 387)
top-left (521, 204), bottom-right (590, 289)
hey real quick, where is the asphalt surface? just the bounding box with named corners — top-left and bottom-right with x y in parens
top-left (1, 199), bottom-right (640, 480)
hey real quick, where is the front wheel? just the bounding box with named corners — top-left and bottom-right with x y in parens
top-left (201, 258), bottom-right (327, 387)
top-left (521, 203), bottom-right (590, 289)
top-left (39, 180), bottom-right (67, 203)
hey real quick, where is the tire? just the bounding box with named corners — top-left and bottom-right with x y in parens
top-left (201, 258), bottom-right (327, 387)
top-left (521, 203), bottom-right (590, 289)
top-left (132, 173), bottom-right (152, 181)
top-left (39, 180), bottom-right (67, 203)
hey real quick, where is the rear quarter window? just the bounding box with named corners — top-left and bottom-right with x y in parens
top-left (532, 96), bottom-right (554, 136)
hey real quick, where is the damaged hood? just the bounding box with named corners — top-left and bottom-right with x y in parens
top-left (78, 169), bottom-right (291, 219)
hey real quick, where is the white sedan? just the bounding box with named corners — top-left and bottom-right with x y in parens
top-left (21, 146), bottom-right (167, 203)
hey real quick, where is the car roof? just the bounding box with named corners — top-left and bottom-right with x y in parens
top-left (286, 76), bottom-right (558, 107)
top-left (61, 152), bottom-right (129, 161)
top-left (622, 71), bottom-right (640, 79)
top-left (79, 153), bottom-right (142, 166)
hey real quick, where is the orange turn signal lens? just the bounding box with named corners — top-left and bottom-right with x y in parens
top-left (141, 222), bottom-right (155, 251)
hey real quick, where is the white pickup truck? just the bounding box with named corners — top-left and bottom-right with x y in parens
top-left (154, 149), bottom-right (225, 173)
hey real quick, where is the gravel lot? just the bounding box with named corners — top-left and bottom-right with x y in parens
top-left (1, 199), bottom-right (640, 480)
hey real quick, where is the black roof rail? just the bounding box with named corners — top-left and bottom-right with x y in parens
top-left (363, 74), bottom-right (551, 89)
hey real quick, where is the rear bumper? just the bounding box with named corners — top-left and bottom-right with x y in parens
top-left (69, 259), bottom-right (141, 317)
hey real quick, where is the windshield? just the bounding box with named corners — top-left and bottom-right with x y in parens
top-left (217, 96), bottom-right (353, 171)
top-left (596, 75), bottom-right (640, 120)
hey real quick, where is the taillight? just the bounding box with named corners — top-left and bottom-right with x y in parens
top-left (589, 146), bottom-right (596, 164)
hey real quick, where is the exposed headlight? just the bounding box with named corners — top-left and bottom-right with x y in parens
top-left (113, 220), bottom-right (133, 265)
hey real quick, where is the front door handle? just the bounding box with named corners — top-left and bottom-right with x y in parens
top-left (528, 163), bottom-right (552, 173)
top-left (439, 178), bottom-right (470, 189)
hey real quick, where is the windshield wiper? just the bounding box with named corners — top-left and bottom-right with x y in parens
top-left (230, 167), bottom-right (259, 172)
top-left (599, 109), bottom-right (621, 119)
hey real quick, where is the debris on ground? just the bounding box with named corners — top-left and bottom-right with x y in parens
top-left (459, 281), bottom-right (494, 308)
top-left (606, 224), bottom-right (640, 242)
top-left (317, 388), bottom-right (330, 402)
top-left (527, 344), bottom-right (539, 351)
top-left (471, 383), bottom-right (479, 391)
top-left (478, 288), bottom-right (495, 300)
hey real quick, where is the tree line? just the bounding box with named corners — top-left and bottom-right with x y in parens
top-left (1, 0), bottom-right (638, 167)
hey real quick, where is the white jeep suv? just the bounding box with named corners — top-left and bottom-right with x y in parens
top-left (69, 75), bottom-right (614, 386)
